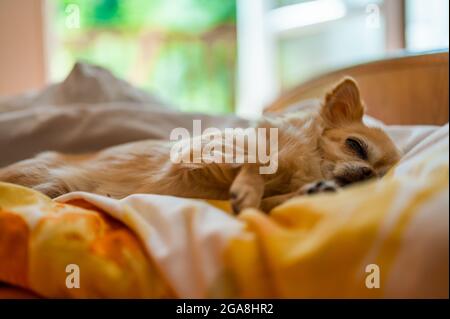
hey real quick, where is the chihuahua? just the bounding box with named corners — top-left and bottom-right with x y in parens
top-left (0, 78), bottom-right (401, 213)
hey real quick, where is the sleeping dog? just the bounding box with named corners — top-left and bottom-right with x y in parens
top-left (0, 78), bottom-right (401, 213)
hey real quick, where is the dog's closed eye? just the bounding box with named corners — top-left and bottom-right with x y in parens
top-left (345, 137), bottom-right (368, 160)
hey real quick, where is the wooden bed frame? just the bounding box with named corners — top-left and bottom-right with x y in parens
top-left (265, 51), bottom-right (449, 125)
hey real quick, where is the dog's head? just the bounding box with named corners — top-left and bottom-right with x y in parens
top-left (317, 77), bottom-right (401, 186)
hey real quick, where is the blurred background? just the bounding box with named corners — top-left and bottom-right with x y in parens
top-left (0, 0), bottom-right (448, 117)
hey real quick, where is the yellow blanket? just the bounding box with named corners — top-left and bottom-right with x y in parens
top-left (0, 125), bottom-right (448, 298)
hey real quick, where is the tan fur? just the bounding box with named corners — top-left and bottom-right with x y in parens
top-left (0, 78), bottom-right (401, 213)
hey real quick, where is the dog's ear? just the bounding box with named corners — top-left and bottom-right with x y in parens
top-left (320, 77), bottom-right (365, 126)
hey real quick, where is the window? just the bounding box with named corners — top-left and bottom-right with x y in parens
top-left (45, 0), bottom-right (449, 117)
top-left (405, 0), bottom-right (449, 51)
top-left (236, 0), bottom-right (449, 118)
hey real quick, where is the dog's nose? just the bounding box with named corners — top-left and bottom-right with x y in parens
top-left (360, 167), bottom-right (375, 180)
top-left (335, 167), bottom-right (375, 186)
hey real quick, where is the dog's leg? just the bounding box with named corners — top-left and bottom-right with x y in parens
top-left (260, 192), bottom-right (297, 212)
top-left (0, 151), bottom-right (96, 198)
top-left (229, 165), bottom-right (264, 214)
top-left (261, 180), bottom-right (339, 212)
top-left (0, 152), bottom-right (70, 197)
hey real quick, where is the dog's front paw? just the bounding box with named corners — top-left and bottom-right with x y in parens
top-left (300, 180), bottom-right (339, 195)
top-left (229, 184), bottom-right (262, 215)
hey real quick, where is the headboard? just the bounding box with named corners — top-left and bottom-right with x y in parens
top-left (265, 51), bottom-right (449, 125)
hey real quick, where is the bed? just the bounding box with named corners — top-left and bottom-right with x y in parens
top-left (0, 52), bottom-right (448, 298)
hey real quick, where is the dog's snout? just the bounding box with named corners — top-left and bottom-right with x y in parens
top-left (335, 166), bottom-right (375, 186)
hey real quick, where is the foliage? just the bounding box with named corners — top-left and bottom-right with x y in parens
top-left (52, 0), bottom-right (237, 113)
